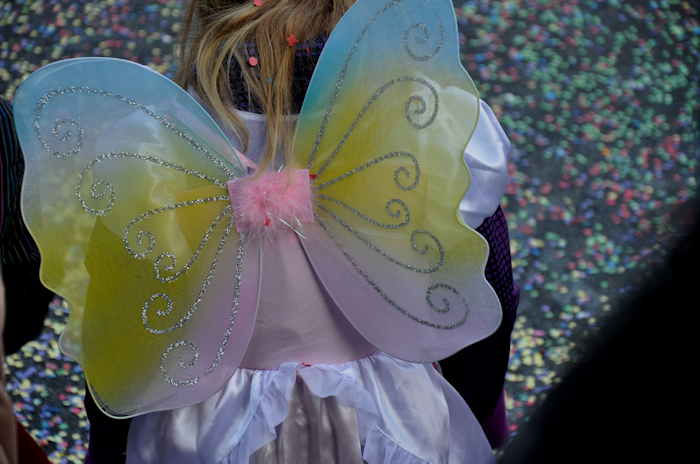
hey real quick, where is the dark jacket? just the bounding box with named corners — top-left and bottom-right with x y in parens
top-left (0, 98), bottom-right (53, 355)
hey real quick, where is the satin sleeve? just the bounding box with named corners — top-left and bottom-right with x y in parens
top-left (460, 100), bottom-right (512, 228)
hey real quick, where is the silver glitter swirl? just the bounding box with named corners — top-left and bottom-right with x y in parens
top-left (43, 118), bottom-right (84, 158)
top-left (76, 166), bottom-right (116, 217)
top-left (404, 80), bottom-right (439, 129)
top-left (402, 22), bottom-right (444, 62)
top-left (318, 151), bottom-right (420, 191)
top-left (426, 283), bottom-right (469, 316)
top-left (205, 239), bottom-right (246, 374)
top-left (32, 86), bottom-right (241, 178)
top-left (314, 77), bottom-right (439, 177)
top-left (123, 196), bottom-right (230, 281)
top-left (142, 293), bottom-right (176, 335)
top-left (129, 230), bottom-right (155, 260)
top-left (160, 340), bottom-right (201, 387)
top-left (307, 0), bottom-right (416, 170)
top-left (153, 213), bottom-right (245, 385)
top-left (318, 204), bottom-right (444, 273)
top-left (76, 152), bottom-right (227, 217)
top-left (318, 218), bottom-right (466, 329)
top-left (137, 207), bottom-right (232, 336)
top-left (154, 203), bottom-right (230, 283)
top-left (318, 194), bottom-right (410, 229)
top-left (410, 230), bottom-right (445, 267)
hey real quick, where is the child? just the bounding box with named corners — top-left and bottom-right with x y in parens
top-left (15, 0), bottom-right (516, 462)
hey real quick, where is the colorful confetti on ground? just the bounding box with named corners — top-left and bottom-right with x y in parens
top-left (1, 0), bottom-right (698, 461)
top-left (4, 300), bottom-right (87, 463)
top-left (455, 0), bottom-right (699, 430)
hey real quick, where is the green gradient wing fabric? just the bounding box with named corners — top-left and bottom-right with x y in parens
top-left (294, 0), bottom-right (502, 361)
top-left (14, 58), bottom-right (260, 417)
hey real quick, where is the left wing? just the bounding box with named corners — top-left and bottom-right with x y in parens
top-left (14, 58), bottom-right (260, 417)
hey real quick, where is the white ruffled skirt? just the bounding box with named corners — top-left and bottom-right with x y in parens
top-left (126, 353), bottom-right (494, 464)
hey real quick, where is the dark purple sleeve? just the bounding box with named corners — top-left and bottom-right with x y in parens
top-left (0, 98), bottom-right (14, 240)
top-left (0, 98), bottom-right (52, 356)
top-left (84, 392), bottom-right (131, 464)
top-left (0, 97), bottom-right (41, 263)
top-left (439, 206), bottom-right (519, 448)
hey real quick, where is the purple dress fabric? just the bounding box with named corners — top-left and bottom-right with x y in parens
top-left (82, 37), bottom-right (518, 461)
top-left (440, 206), bottom-right (519, 447)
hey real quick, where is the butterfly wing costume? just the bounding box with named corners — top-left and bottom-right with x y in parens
top-left (14, 0), bottom-right (501, 418)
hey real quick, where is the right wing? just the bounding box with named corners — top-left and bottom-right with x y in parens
top-left (292, 0), bottom-right (502, 362)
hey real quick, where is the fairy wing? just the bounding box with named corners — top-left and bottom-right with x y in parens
top-left (294, 0), bottom-right (502, 361)
top-left (14, 58), bottom-right (260, 417)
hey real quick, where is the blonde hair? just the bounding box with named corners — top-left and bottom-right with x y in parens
top-left (176, 0), bottom-right (354, 173)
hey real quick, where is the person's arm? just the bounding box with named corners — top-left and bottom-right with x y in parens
top-left (0, 117), bottom-right (53, 462)
top-left (0, 268), bottom-right (19, 464)
top-left (0, 98), bottom-right (37, 264)
top-left (0, 98), bottom-right (53, 356)
top-left (440, 206), bottom-right (518, 447)
top-left (439, 100), bottom-right (518, 448)
top-left (0, 99), bottom-right (9, 244)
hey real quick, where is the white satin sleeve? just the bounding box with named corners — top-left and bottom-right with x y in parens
top-left (460, 100), bottom-right (511, 228)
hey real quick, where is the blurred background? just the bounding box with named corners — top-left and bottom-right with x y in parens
top-left (1, 0), bottom-right (698, 462)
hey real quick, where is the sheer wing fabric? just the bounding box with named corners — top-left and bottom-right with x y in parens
top-left (14, 58), bottom-right (260, 417)
top-left (293, 0), bottom-right (502, 361)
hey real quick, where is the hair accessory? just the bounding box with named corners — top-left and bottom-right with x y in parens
top-left (253, 0), bottom-right (264, 6)
top-left (247, 56), bottom-right (259, 67)
top-left (286, 34), bottom-right (299, 47)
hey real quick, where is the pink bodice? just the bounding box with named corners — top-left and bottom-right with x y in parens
top-left (227, 151), bottom-right (376, 369)
top-left (239, 229), bottom-right (377, 369)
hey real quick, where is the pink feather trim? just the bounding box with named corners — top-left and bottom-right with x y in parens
top-left (227, 169), bottom-right (314, 236)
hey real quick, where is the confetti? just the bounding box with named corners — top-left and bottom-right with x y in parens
top-left (457, 0), bottom-right (698, 433)
top-left (0, 0), bottom-right (697, 460)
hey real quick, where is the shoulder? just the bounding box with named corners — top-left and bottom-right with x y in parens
top-left (460, 99), bottom-right (512, 228)
top-left (476, 100), bottom-right (512, 154)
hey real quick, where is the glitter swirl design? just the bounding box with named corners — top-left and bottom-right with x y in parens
top-left (402, 22), bottom-right (444, 62)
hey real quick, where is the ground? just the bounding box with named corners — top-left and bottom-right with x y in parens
top-left (1, 0), bottom-right (698, 461)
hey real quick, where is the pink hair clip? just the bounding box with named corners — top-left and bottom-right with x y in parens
top-left (247, 56), bottom-right (259, 67)
top-left (286, 34), bottom-right (299, 47)
top-left (253, 0), bottom-right (264, 6)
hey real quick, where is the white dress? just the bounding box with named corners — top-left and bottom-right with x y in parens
top-left (125, 100), bottom-right (511, 464)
